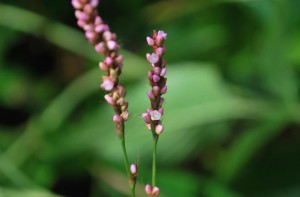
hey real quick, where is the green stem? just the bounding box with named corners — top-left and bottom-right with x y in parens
top-left (120, 135), bottom-right (136, 197)
top-left (152, 134), bottom-right (159, 187)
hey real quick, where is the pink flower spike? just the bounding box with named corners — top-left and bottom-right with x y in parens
top-left (152, 186), bottom-right (160, 196)
top-left (147, 53), bottom-right (159, 64)
top-left (101, 79), bottom-right (114, 91)
top-left (152, 74), bottom-right (160, 83)
top-left (145, 184), bottom-right (152, 195)
top-left (113, 114), bottom-right (122, 123)
top-left (107, 40), bottom-right (118, 50)
top-left (146, 37), bottom-right (155, 46)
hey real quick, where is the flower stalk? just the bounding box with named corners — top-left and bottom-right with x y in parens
top-left (71, 0), bottom-right (136, 195)
top-left (142, 30), bottom-right (167, 196)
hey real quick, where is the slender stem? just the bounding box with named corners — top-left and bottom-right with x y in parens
top-left (152, 134), bottom-right (159, 187)
top-left (120, 135), bottom-right (136, 197)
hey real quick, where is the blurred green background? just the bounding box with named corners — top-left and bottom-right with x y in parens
top-left (0, 0), bottom-right (300, 196)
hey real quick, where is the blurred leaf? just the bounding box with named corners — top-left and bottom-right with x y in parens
top-left (0, 187), bottom-right (62, 197)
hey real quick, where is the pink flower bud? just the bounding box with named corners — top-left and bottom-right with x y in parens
top-left (145, 184), bottom-right (152, 195)
top-left (151, 186), bottom-right (160, 196)
top-left (83, 24), bottom-right (93, 31)
top-left (94, 16), bottom-right (103, 25)
top-left (160, 68), bottom-right (167, 76)
top-left (99, 62), bottom-right (108, 71)
top-left (159, 97), bottom-right (165, 106)
top-left (104, 57), bottom-right (113, 66)
top-left (83, 4), bottom-right (93, 14)
top-left (153, 67), bottom-right (161, 75)
top-left (146, 37), bottom-right (155, 46)
top-left (147, 91), bottom-right (155, 101)
top-left (152, 74), bottom-right (160, 83)
top-left (90, 0), bottom-right (99, 8)
top-left (104, 94), bottom-right (114, 105)
top-left (117, 85), bottom-right (126, 96)
top-left (75, 10), bottom-right (88, 21)
top-left (113, 114), bottom-right (122, 123)
top-left (101, 79), bottom-right (114, 91)
top-left (147, 53), bottom-right (159, 64)
top-left (130, 164), bottom-right (137, 174)
top-left (95, 42), bottom-right (106, 53)
top-left (71, 0), bottom-right (82, 9)
top-left (142, 113), bottom-right (151, 124)
top-left (77, 20), bottom-right (86, 28)
top-left (103, 31), bottom-right (113, 41)
top-left (107, 40), bottom-right (118, 50)
top-left (158, 30), bottom-right (167, 39)
top-left (152, 86), bottom-right (160, 96)
top-left (156, 47), bottom-right (165, 56)
top-left (115, 55), bottom-right (123, 64)
top-left (161, 86), bottom-right (167, 94)
top-left (146, 124), bottom-right (151, 130)
top-left (85, 31), bottom-right (96, 40)
top-left (148, 71), bottom-right (153, 81)
top-left (95, 24), bottom-right (106, 33)
top-left (158, 107), bottom-right (164, 115)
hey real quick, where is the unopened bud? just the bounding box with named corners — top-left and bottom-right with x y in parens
top-left (113, 114), bottom-right (122, 123)
top-left (145, 184), bottom-right (152, 195)
top-left (146, 37), bottom-right (155, 46)
top-left (155, 125), bottom-right (163, 134)
top-left (142, 113), bottom-right (151, 124)
top-left (152, 186), bottom-right (160, 196)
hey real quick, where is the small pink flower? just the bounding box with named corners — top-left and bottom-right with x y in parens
top-left (113, 114), bottom-right (122, 123)
top-left (71, 0), bottom-right (82, 9)
top-left (151, 186), bottom-right (160, 196)
top-left (145, 184), bottom-right (152, 195)
top-left (146, 37), bottom-right (155, 46)
top-left (152, 74), bottom-right (160, 83)
top-left (95, 42), bottom-right (106, 53)
top-left (155, 125), bottom-right (163, 134)
top-left (130, 164), bottom-right (137, 174)
top-left (142, 113), bottom-right (151, 124)
top-left (107, 40), bottom-right (118, 50)
top-left (157, 30), bottom-right (167, 39)
top-left (101, 79), bottom-right (114, 91)
top-left (147, 53), bottom-right (159, 64)
top-left (104, 94), bottom-right (114, 105)
top-left (160, 68), bottom-right (167, 76)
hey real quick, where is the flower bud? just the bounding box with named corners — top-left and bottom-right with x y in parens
top-left (152, 186), bottom-right (160, 196)
top-left (113, 114), bottom-right (122, 123)
top-left (83, 4), bottom-right (93, 14)
top-left (146, 124), bottom-right (151, 130)
top-left (152, 74), bottom-right (160, 83)
top-left (95, 42), bottom-right (106, 53)
top-left (156, 47), bottom-right (165, 56)
top-left (101, 78), bottom-right (114, 91)
top-left (104, 57), bottom-right (113, 66)
top-left (107, 40), bottom-right (118, 50)
top-left (147, 53), bottom-right (159, 64)
top-left (142, 113), bottom-right (151, 124)
top-left (71, 0), bottom-right (82, 9)
top-left (152, 86), bottom-right (160, 96)
top-left (146, 37), bottom-right (155, 46)
top-left (159, 97), bottom-right (165, 106)
top-left (153, 67), bottom-right (161, 75)
top-left (121, 111), bottom-right (129, 121)
top-left (103, 31), bottom-right (113, 41)
top-left (155, 124), bottom-right (164, 135)
top-left (147, 91), bottom-right (155, 101)
top-left (160, 68), bottom-right (167, 76)
top-left (90, 0), bottom-right (99, 8)
top-left (99, 62), bottom-right (108, 71)
top-left (94, 16), bottom-right (103, 25)
top-left (161, 86), bottom-right (167, 94)
top-left (130, 163), bottom-right (137, 175)
top-left (145, 184), bottom-right (152, 195)
top-left (104, 94), bottom-right (114, 105)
